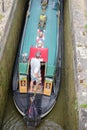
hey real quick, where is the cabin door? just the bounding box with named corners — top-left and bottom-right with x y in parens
top-left (41, 62), bottom-right (46, 86)
top-left (28, 62), bottom-right (46, 87)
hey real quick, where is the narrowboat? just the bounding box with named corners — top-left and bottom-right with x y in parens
top-left (12, 0), bottom-right (63, 127)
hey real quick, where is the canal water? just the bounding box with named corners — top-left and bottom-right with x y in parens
top-left (1, 0), bottom-right (65, 129)
top-left (2, 80), bottom-right (65, 130)
top-left (1, 0), bottom-right (78, 129)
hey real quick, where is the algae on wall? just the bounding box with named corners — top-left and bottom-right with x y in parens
top-left (63, 0), bottom-right (78, 130)
top-left (0, 0), bottom-right (29, 127)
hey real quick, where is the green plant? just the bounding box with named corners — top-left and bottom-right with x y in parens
top-left (80, 104), bottom-right (87, 109)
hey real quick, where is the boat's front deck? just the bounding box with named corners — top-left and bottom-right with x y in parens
top-left (28, 84), bottom-right (44, 94)
top-left (14, 89), bottom-right (56, 116)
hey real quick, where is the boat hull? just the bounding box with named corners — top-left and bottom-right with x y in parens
top-left (12, 0), bottom-right (64, 126)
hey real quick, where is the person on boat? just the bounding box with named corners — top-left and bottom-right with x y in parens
top-left (36, 31), bottom-right (44, 48)
top-left (30, 52), bottom-right (42, 91)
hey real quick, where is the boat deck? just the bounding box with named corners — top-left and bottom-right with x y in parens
top-left (20, 0), bottom-right (59, 67)
top-left (44, 0), bottom-right (59, 66)
top-left (28, 84), bottom-right (44, 94)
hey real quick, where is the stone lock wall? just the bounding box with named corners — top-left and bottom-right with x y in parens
top-left (63, 0), bottom-right (78, 130)
top-left (0, 0), bottom-right (28, 127)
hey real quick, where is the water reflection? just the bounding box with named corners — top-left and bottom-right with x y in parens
top-left (2, 92), bottom-right (27, 130)
top-left (2, 87), bottom-right (64, 130)
top-left (37, 119), bottom-right (63, 130)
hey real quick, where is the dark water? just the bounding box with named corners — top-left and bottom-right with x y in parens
top-left (2, 83), bottom-right (65, 130)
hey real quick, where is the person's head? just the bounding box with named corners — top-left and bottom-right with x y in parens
top-left (35, 51), bottom-right (41, 58)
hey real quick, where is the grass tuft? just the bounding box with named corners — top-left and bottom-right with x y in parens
top-left (80, 104), bottom-right (87, 109)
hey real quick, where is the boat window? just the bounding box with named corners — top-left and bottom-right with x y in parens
top-left (21, 80), bottom-right (26, 86)
top-left (41, 62), bottom-right (46, 85)
top-left (19, 75), bottom-right (27, 93)
top-left (43, 77), bottom-right (53, 96)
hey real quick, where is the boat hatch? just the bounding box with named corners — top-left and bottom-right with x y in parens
top-left (19, 75), bottom-right (27, 93)
top-left (19, 63), bottom-right (28, 93)
top-left (28, 47), bottom-right (48, 62)
top-left (44, 77), bottom-right (53, 96)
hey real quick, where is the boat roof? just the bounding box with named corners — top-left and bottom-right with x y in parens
top-left (28, 47), bottom-right (48, 62)
top-left (19, 0), bottom-right (59, 75)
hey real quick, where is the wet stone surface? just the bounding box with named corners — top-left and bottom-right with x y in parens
top-left (0, 0), bottom-right (14, 41)
top-left (71, 0), bottom-right (87, 129)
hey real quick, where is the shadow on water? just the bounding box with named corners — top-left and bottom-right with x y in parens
top-left (2, 80), bottom-right (65, 130)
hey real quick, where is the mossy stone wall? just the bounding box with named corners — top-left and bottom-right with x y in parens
top-left (0, 0), bottom-right (28, 127)
top-left (63, 0), bottom-right (78, 130)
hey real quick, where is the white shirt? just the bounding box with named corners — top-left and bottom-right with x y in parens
top-left (31, 58), bottom-right (41, 78)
